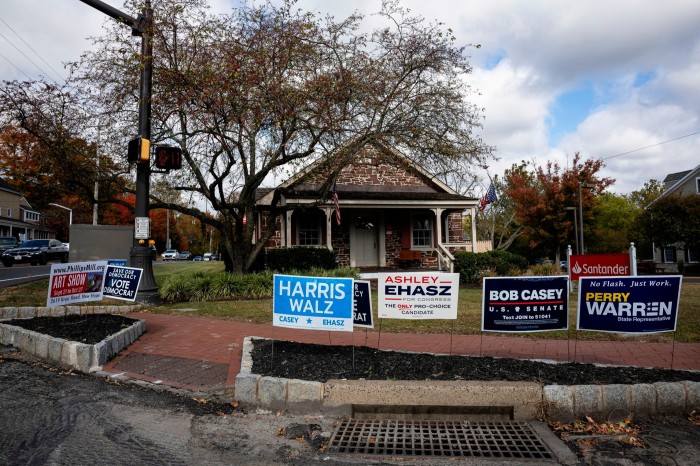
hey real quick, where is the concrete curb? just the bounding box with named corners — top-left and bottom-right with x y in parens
top-left (0, 305), bottom-right (144, 373)
top-left (235, 337), bottom-right (700, 421)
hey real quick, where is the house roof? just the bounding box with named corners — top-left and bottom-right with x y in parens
top-left (652, 164), bottom-right (700, 204)
top-left (0, 178), bottom-right (21, 196)
top-left (257, 138), bottom-right (478, 208)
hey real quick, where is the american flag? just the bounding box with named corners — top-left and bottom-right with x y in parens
top-left (479, 182), bottom-right (498, 212)
top-left (332, 185), bottom-right (341, 225)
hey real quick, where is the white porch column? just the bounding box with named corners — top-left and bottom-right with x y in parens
top-left (471, 207), bottom-right (477, 252)
top-left (284, 210), bottom-right (292, 247)
top-left (324, 207), bottom-right (333, 251)
top-left (433, 208), bottom-right (444, 247)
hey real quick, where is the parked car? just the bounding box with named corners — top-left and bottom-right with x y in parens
top-left (203, 252), bottom-right (213, 261)
top-left (193, 255), bottom-right (203, 261)
top-left (177, 251), bottom-right (193, 260)
top-left (210, 253), bottom-right (219, 261)
top-left (162, 249), bottom-right (178, 261)
top-left (1, 239), bottom-right (69, 267)
top-left (0, 237), bottom-right (19, 252)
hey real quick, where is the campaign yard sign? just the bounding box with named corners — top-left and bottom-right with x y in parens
top-left (353, 280), bottom-right (374, 328)
top-left (482, 276), bottom-right (569, 332)
top-left (378, 272), bottom-right (460, 319)
top-left (47, 261), bottom-right (108, 307)
top-left (577, 276), bottom-right (682, 334)
top-left (273, 274), bottom-right (354, 332)
top-left (102, 265), bottom-right (143, 302)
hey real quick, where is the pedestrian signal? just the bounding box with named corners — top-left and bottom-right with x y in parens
top-left (154, 146), bottom-right (182, 170)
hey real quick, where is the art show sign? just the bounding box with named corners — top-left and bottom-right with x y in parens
top-left (47, 261), bottom-right (108, 307)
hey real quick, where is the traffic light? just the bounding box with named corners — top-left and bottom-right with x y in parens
top-left (127, 137), bottom-right (150, 163)
top-left (154, 146), bottom-right (182, 170)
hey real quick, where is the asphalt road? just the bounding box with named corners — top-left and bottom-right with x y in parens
top-left (0, 263), bottom-right (51, 287)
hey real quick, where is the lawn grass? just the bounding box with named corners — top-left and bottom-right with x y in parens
top-left (1, 262), bottom-right (698, 343)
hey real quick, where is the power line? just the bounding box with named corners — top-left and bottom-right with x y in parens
top-left (0, 50), bottom-right (34, 81)
top-left (603, 131), bottom-right (700, 160)
top-left (0, 16), bottom-right (65, 83)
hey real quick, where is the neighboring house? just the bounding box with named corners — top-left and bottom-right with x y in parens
top-left (255, 139), bottom-right (491, 271)
top-left (650, 165), bottom-right (700, 272)
top-left (0, 178), bottom-right (50, 241)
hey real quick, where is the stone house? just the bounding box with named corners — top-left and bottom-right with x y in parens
top-left (255, 139), bottom-right (490, 271)
top-left (651, 164), bottom-right (700, 271)
top-left (0, 178), bottom-right (50, 241)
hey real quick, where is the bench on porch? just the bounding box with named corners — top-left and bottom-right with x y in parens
top-left (397, 249), bottom-right (422, 268)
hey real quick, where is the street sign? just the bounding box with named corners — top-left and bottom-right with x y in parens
top-left (135, 217), bottom-right (150, 239)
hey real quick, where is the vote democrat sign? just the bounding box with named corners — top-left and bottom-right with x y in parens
top-left (577, 276), bottom-right (682, 334)
top-left (353, 280), bottom-right (374, 329)
top-left (378, 272), bottom-right (460, 319)
top-left (273, 274), bottom-right (354, 331)
top-left (482, 276), bottom-right (569, 332)
top-left (102, 265), bottom-right (143, 302)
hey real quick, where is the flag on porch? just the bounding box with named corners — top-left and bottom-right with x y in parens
top-left (479, 182), bottom-right (498, 212)
top-left (332, 184), bottom-right (341, 225)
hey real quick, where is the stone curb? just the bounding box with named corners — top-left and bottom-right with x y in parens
top-left (0, 306), bottom-right (144, 373)
top-left (235, 337), bottom-right (700, 421)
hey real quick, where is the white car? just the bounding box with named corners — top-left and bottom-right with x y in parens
top-left (162, 249), bottom-right (178, 261)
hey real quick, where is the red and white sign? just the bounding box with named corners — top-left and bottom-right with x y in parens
top-left (569, 254), bottom-right (631, 281)
top-left (378, 272), bottom-right (460, 319)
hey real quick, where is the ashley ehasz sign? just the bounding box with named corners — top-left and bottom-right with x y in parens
top-left (482, 276), bottom-right (569, 332)
top-left (273, 274), bottom-right (354, 331)
top-left (577, 276), bottom-right (682, 334)
top-left (378, 272), bottom-right (460, 319)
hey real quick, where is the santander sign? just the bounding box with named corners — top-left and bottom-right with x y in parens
top-left (569, 254), bottom-right (631, 281)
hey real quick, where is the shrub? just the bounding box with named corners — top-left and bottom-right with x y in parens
top-left (453, 250), bottom-right (528, 284)
top-left (524, 263), bottom-right (563, 276)
top-left (266, 247), bottom-right (337, 272)
top-left (159, 268), bottom-right (357, 302)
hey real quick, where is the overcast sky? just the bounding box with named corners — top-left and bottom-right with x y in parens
top-left (2, 0), bottom-right (699, 195)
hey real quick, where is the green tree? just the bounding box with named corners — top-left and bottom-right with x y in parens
top-left (587, 193), bottom-right (637, 253)
top-left (70, 0), bottom-right (492, 273)
top-left (636, 195), bottom-right (700, 253)
top-left (503, 153), bottom-right (614, 263)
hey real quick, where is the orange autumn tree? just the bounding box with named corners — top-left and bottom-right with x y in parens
top-left (504, 153), bottom-right (614, 264)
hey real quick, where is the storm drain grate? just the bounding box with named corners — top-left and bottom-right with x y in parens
top-left (328, 419), bottom-right (555, 459)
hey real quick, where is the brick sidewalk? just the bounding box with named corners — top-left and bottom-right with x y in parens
top-left (100, 312), bottom-right (700, 394)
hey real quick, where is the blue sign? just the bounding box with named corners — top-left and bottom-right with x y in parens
top-left (102, 265), bottom-right (143, 302)
top-left (577, 276), bottom-right (682, 334)
top-left (273, 274), bottom-right (354, 332)
top-left (353, 280), bottom-right (373, 329)
top-left (482, 276), bottom-right (569, 332)
top-left (107, 259), bottom-right (128, 266)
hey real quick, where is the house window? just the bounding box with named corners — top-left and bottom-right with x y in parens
top-left (662, 247), bottom-right (677, 263)
top-left (687, 248), bottom-right (699, 263)
top-left (297, 216), bottom-right (321, 246)
top-left (411, 214), bottom-right (432, 248)
top-left (696, 177), bottom-right (700, 193)
top-left (6, 208), bottom-right (11, 218)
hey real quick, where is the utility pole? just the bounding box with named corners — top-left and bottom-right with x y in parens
top-left (79, 0), bottom-right (159, 305)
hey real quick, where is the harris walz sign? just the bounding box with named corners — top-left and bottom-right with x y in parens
top-left (482, 276), bottom-right (569, 332)
top-left (577, 276), bottom-right (682, 334)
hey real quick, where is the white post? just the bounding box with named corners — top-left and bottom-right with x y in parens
top-left (630, 242), bottom-right (637, 276)
top-left (567, 244), bottom-right (573, 292)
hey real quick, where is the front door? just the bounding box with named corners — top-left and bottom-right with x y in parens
top-left (353, 219), bottom-right (378, 267)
